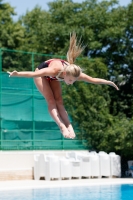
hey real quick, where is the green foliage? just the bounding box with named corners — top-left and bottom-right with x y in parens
top-left (100, 115), bottom-right (133, 157)
top-left (0, 0), bottom-right (24, 48)
top-left (19, 7), bottom-right (51, 53)
top-left (109, 2), bottom-right (133, 119)
top-left (0, 0), bottom-right (25, 71)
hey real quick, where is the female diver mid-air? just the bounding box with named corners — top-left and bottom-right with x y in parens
top-left (8, 33), bottom-right (119, 139)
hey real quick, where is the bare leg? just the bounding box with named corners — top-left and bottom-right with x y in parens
top-left (56, 105), bottom-right (76, 138)
top-left (49, 80), bottom-right (76, 138)
top-left (34, 74), bottom-right (72, 138)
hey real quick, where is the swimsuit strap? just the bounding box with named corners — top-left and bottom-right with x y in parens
top-left (56, 71), bottom-right (63, 80)
top-left (56, 60), bottom-right (68, 80)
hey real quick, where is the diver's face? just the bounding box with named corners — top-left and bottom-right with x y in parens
top-left (63, 74), bottom-right (77, 85)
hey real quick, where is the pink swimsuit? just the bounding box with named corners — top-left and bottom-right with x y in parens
top-left (37, 59), bottom-right (68, 81)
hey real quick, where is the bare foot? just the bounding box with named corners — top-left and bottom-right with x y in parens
top-left (60, 125), bottom-right (72, 139)
top-left (67, 125), bottom-right (76, 139)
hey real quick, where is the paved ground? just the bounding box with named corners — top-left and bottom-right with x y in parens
top-left (0, 178), bottom-right (133, 191)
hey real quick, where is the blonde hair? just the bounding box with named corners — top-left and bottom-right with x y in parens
top-left (65, 64), bottom-right (81, 78)
top-left (63, 32), bottom-right (85, 78)
top-left (67, 32), bottom-right (85, 64)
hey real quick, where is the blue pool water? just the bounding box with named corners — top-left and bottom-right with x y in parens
top-left (0, 184), bottom-right (133, 200)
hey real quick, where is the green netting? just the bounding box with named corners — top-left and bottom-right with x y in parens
top-left (0, 48), bottom-right (87, 150)
top-left (1, 73), bottom-right (52, 121)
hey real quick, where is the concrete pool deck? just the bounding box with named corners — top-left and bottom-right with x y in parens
top-left (0, 178), bottom-right (133, 191)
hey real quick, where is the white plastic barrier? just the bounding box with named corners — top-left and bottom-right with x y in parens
top-left (34, 153), bottom-right (55, 180)
top-left (60, 157), bottom-right (72, 180)
top-left (89, 153), bottom-right (101, 178)
top-left (34, 154), bottom-right (45, 180)
top-left (45, 155), bottom-right (60, 181)
top-left (99, 152), bottom-right (111, 178)
top-left (76, 153), bottom-right (91, 178)
top-left (71, 160), bottom-right (81, 179)
top-left (109, 152), bottom-right (121, 177)
top-left (65, 152), bottom-right (76, 161)
top-left (33, 151), bottom-right (121, 181)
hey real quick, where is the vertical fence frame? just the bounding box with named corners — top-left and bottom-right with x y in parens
top-left (31, 53), bottom-right (35, 148)
top-left (0, 49), bottom-right (2, 149)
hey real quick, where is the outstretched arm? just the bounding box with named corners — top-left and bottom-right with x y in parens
top-left (7, 70), bottom-right (39, 77)
top-left (7, 61), bottom-right (61, 78)
top-left (7, 68), bottom-right (57, 78)
top-left (78, 73), bottom-right (119, 90)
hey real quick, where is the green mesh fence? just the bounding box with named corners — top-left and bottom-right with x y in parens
top-left (0, 48), bottom-right (87, 150)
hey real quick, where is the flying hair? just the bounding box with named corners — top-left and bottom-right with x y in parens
top-left (67, 32), bottom-right (85, 64)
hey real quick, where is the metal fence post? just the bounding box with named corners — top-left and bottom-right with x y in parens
top-left (32, 53), bottom-right (35, 149)
top-left (0, 49), bottom-right (2, 149)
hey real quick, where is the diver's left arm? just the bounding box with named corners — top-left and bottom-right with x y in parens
top-left (77, 73), bottom-right (119, 90)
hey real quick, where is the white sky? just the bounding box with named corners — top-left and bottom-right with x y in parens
top-left (2, 0), bottom-right (132, 21)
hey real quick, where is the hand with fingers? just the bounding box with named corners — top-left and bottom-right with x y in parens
top-left (7, 70), bottom-right (18, 77)
top-left (109, 81), bottom-right (119, 90)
